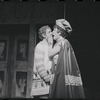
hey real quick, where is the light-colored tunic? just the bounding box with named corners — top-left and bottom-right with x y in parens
top-left (31, 40), bottom-right (52, 96)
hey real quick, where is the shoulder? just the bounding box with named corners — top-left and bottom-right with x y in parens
top-left (64, 39), bottom-right (69, 44)
top-left (56, 39), bottom-right (69, 47)
top-left (35, 41), bottom-right (44, 53)
top-left (64, 39), bottom-right (72, 49)
top-left (35, 41), bottom-right (44, 49)
top-left (57, 39), bottom-right (71, 49)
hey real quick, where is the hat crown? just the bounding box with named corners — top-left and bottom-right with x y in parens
top-left (56, 19), bottom-right (72, 33)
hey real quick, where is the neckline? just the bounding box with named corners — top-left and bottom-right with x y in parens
top-left (42, 39), bottom-right (48, 45)
top-left (56, 37), bottom-right (65, 43)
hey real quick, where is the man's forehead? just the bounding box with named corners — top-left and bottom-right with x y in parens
top-left (46, 28), bottom-right (51, 32)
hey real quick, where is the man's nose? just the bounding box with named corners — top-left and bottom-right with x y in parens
top-left (52, 31), bottom-right (54, 35)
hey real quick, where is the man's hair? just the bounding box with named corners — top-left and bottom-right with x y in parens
top-left (38, 25), bottom-right (51, 40)
top-left (53, 25), bottom-right (69, 38)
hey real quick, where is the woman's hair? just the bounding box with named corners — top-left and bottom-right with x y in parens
top-left (53, 25), bottom-right (70, 38)
top-left (38, 25), bottom-right (51, 40)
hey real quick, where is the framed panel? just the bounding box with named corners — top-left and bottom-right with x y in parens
top-left (15, 71), bottom-right (27, 98)
top-left (0, 36), bottom-right (9, 69)
top-left (16, 39), bottom-right (28, 61)
top-left (0, 40), bottom-right (7, 62)
top-left (0, 69), bottom-right (6, 97)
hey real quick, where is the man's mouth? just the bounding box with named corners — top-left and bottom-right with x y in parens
top-left (52, 35), bottom-right (54, 38)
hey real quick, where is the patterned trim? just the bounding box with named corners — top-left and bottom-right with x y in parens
top-left (31, 72), bottom-right (50, 96)
top-left (65, 75), bottom-right (82, 86)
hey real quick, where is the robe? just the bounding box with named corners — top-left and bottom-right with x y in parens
top-left (49, 39), bottom-right (85, 99)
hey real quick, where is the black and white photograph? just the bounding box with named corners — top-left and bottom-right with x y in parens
top-left (0, 70), bottom-right (6, 97)
top-left (0, 0), bottom-right (100, 99)
top-left (0, 40), bottom-right (7, 62)
top-left (15, 71), bottom-right (27, 98)
top-left (16, 39), bottom-right (28, 61)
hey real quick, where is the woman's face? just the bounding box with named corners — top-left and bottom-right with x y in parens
top-left (52, 28), bottom-right (60, 41)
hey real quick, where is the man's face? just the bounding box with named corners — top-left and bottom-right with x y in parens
top-left (52, 28), bottom-right (60, 40)
top-left (45, 28), bottom-right (52, 39)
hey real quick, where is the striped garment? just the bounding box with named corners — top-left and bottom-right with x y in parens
top-left (31, 40), bottom-right (52, 96)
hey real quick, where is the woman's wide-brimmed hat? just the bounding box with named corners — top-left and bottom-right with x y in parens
top-left (56, 19), bottom-right (72, 33)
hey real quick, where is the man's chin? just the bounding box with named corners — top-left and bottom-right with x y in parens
top-left (53, 37), bottom-right (55, 40)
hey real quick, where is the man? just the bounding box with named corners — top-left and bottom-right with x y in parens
top-left (31, 25), bottom-right (53, 98)
top-left (48, 19), bottom-right (85, 99)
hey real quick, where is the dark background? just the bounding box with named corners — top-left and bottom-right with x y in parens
top-left (64, 0), bottom-right (100, 97)
top-left (0, 0), bottom-right (100, 98)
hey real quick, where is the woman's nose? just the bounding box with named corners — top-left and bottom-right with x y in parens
top-left (51, 32), bottom-right (53, 35)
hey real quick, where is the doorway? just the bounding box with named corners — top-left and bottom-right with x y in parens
top-left (0, 24), bottom-right (30, 98)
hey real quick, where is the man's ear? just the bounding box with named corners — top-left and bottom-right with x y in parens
top-left (42, 34), bottom-right (46, 38)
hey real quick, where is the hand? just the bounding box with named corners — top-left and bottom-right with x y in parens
top-left (50, 74), bottom-right (55, 84)
top-left (47, 36), bottom-right (53, 46)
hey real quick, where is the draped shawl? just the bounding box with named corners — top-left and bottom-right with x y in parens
top-left (49, 39), bottom-right (85, 99)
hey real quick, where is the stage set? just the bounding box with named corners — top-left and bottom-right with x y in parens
top-left (0, 0), bottom-right (100, 99)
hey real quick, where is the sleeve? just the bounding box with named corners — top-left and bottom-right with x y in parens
top-left (34, 43), bottom-right (51, 82)
top-left (48, 41), bottom-right (62, 59)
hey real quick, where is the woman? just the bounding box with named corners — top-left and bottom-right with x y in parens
top-left (49, 19), bottom-right (85, 99)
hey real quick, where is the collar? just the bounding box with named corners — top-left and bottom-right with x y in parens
top-left (56, 37), bottom-right (64, 43)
